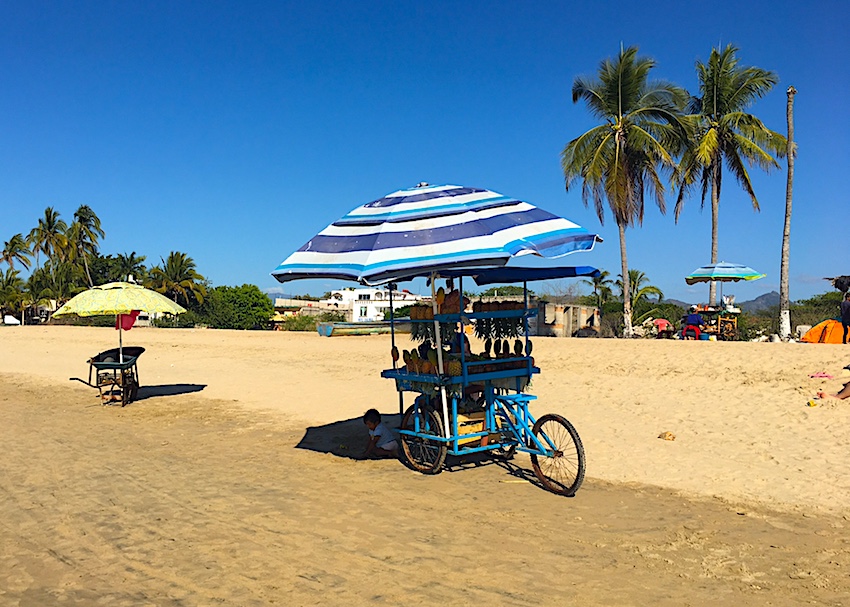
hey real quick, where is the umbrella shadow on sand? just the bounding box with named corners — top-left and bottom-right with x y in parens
top-left (135, 384), bottom-right (207, 401)
top-left (296, 414), bottom-right (402, 461)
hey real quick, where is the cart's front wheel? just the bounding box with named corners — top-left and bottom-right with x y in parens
top-left (400, 405), bottom-right (447, 475)
top-left (530, 414), bottom-right (585, 496)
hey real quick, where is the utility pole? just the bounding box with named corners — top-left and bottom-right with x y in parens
top-left (779, 86), bottom-right (796, 340)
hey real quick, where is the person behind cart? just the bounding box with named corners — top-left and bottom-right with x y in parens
top-left (361, 409), bottom-right (398, 459)
top-left (682, 306), bottom-right (706, 340)
top-left (841, 292), bottom-right (850, 344)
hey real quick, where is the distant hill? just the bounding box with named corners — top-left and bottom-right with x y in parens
top-left (661, 291), bottom-right (780, 313)
top-left (738, 291), bottom-right (779, 312)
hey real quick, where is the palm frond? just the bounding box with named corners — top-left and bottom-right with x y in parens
top-left (729, 131), bottom-right (781, 172)
top-left (721, 144), bottom-right (758, 209)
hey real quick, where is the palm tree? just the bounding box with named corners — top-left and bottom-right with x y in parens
top-left (674, 44), bottom-right (786, 304)
top-left (23, 273), bottom-right (50, 323)
top-left (2, 233), bottom-right (32, 272)
top-left (27, 207), bottom-right (68, 271)
top-left (115, 252), bottom-right (147, 283)
top-left (0, 267), bottom-right (25, 320)
top-left (31, 261), bottom-right (85, 312)
top-left (779, 86), bottom-right (796, 340)
top-left (562, 46), bottom-right (687, 337)
top-left (147, 251), bottom-right (206, 307)
top-left (581, 269), bottom-right (614, 310)
top-left (616, 268), bottom-right (663, 304)
top-left (69, 205), bottom-right (105, 287)
top-left (616, 269), bottom-right (664, 324)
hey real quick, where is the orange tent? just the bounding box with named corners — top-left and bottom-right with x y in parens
top-left (801, 319), bottom-right (847, 344)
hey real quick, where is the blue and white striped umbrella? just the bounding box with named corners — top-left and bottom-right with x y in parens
top-left (685, 262), bottom-right (765, 285)
top-left (272, 184), bottom-right (600, 285)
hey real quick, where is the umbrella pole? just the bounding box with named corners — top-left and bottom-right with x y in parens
top-left (431, 273), bottom-right (450, 439)
top-left (119, 316), bottom-right (124, 363)
top-left (389, 284), bottom-right (404, 418)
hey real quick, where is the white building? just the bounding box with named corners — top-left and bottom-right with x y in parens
top-left (320, 287), bottom-right (426, 322)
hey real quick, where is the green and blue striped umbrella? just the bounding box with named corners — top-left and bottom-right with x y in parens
top-left (685, 262), bottom-right (765, 285)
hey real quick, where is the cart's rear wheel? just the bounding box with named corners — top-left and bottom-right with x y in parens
top-left (401, 405), bottom-right (447, 474)
top-left (530, 414), bottom-right (585, 496)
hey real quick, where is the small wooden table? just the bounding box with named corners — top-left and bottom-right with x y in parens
top-left (695, 306), bottom-right (740, 341)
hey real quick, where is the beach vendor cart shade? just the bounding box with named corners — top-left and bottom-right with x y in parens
top-left (53, 282), bottom-right (187, 318)
top-left (685, 262), bottom-right (765, 285)
top-left (54, 282), bottom-right (187, 406)
top-left (53, 281), bottom-right (186, 362)
top-left (271, 183), bottom-right (601, 286)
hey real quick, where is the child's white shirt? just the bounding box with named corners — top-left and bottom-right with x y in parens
top-left (369, 422), bottom-right (395, 448)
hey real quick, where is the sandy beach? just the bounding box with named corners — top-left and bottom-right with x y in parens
top-left (2, 325), bottom-right (849, 605)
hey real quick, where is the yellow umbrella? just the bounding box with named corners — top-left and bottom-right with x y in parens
top-left (54, 282), bottom-right (186, 317)
top-left (54, 282), bottom-right (186, 361)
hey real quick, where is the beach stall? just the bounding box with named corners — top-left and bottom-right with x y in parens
top-left (54, 282), bottom-right (186, 406)
top-left (272, 183), bottom-right (601, 495)
top-left (685, 262), bottom-right (765, 341)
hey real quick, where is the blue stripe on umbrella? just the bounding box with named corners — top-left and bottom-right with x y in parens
top-left (300, 208), bottom-right (574, 253)
top-left (334, 195), bottom-right (516, 225)
top-left (362, 186), bottom-right (487, 208)
top-left (505, 231), bottom-right (599, 256)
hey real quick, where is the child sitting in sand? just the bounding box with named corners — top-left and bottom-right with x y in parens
top-left (362, 409), bottom-right (398, 458)
top-left (817, 382), bottom-right (850, 400)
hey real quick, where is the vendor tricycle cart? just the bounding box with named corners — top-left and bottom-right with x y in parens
top-left (271, 183), bottom-right (602, 496)
top-left (382, 273), bottom-right (586, 496)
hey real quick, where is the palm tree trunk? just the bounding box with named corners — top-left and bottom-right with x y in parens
top-left (779, 86), bottom-right (796, 340)
top-left (83, 253), bottom-right (93, 287)
top-left (709, 162), bottom-right (720, 306)
top-left (618, 221), bottom-right (633, 337)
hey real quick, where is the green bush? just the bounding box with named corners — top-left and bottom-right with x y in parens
top-left (737, 312), bottom-right (777, 341)
top-left (317, 311), bottom-right (346, 323)
top-left (791, 291), bottom-right (843, 327)
top-left (190, 284), bottom-right (273, 330)
top-left (50, 314), bottom-right (116, 327)
top-left (152, 313), bottom-right (195, 328)
top-left (383, 305), bottom-right (411, 320)
top-left (280, 314), bottom-right (319, 331)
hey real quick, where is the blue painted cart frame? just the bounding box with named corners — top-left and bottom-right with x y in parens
top-left (384, 276), bottom-right (586, 496)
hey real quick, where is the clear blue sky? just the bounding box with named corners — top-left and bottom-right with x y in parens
top-left (1, 1), bottom-right (847, 303)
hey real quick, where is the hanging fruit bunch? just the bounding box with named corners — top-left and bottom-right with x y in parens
top-left (409, 303), bottom-right (435, 343)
